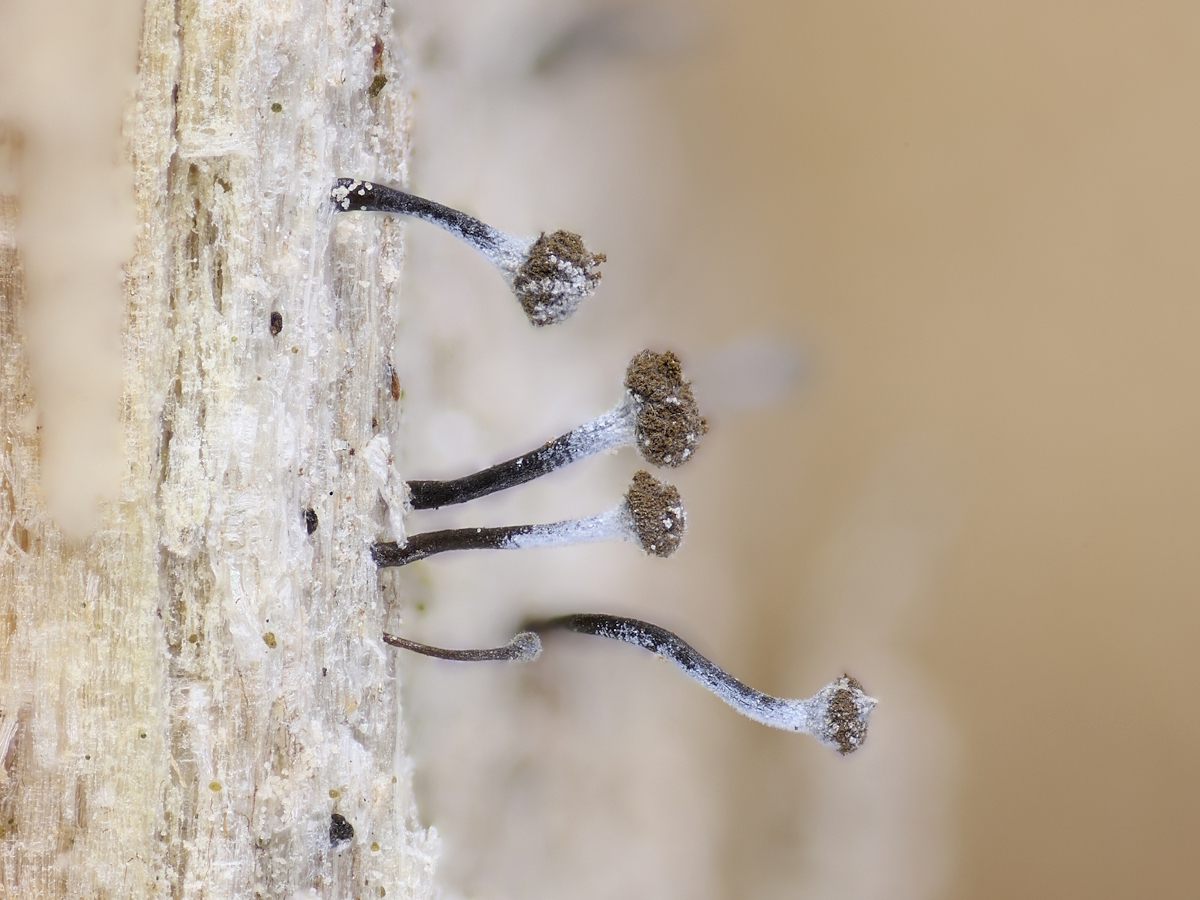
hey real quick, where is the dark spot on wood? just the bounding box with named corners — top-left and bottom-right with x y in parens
top-left (369, 74), bottom-right (388, 97)
top-left (330, 813), bottom-right (354, 846)
top-left (304, 508), bottom-right (318, 534)
top-left (270, 102), bottom-right (283, 113)
top-left (269, 311), bottom-right (283, 335)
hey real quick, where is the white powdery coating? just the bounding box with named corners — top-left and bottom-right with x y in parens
top-left (330, 177), bottom-right (362, 210)
top-left (699, 675), bottom-right (810, 733)
top-left (702, 674), bottom-right (877, 752)
top-left (475, 229), bottom-right (534, 279)
top-left (518, 260), bottom-right (596, 315)
top-left (505, 505), bottom-right (635, 550)
top-left (736, 686), bottom-right (810, 732)
top-left (563, 394), bottom-right (638, 458)
top-left (364, 433), bottom-right (409, 543)
top-left (514, 252), bottom-right (603, 325)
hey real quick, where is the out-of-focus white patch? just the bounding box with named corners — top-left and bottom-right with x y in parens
top-left (0, 0), bottom-right (141, 538)
top-left (689, 334), bottom-right (806, 419)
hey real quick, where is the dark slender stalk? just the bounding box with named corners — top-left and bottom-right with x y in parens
top-left (332, 178), bottom-right (605, 325)
top-left (527, 613), bottom-right (876, 754)
top-left (374, 471), bottom-right (685, 567)
top-left (333, 179), bottom-right (501, 250)
top-left (407, 350), bottom-right (708, 510)
top-left (407, 429), bottom-right (583, 510)
top-left (383, 630), bottom-right (541, 662)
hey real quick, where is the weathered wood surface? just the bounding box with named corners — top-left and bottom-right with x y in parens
top-left (0, 2), bottom-right (435, 896)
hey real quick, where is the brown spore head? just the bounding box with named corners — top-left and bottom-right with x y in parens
top-left (513, 230), bottom-right (606, 326)
top-left (624, 470), bottom-right (685, 557)
top-left (814, 675), bottom-right (876, 755)
top-left (625, 349), bottom-right (709, 467)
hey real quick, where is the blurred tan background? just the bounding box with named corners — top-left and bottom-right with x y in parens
top-left (391, 2), bottom-right (1200, 899)
top-left (667, 4), bottom-right (1200, 898)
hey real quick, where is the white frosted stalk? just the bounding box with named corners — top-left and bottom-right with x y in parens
top-left (0, 4), bottom-right (436, 898)
top-left (564, 396), bottom-right (639, 456)
top-left (505, 505), bottom-right (636, 549)
top-left (531, 615), bottom-right (878, 754)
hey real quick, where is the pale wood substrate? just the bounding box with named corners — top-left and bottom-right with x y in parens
top-left (0, 2), bottom-right (436, 897)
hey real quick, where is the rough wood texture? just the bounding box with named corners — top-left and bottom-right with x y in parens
top-left (0, 2), bottom-right (436, 896)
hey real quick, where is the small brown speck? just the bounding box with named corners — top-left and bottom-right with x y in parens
top-left (270, 102), bottom-right (283, 113)
top-left (369, 74), bottom-right (388, 97)
top-left (329, 789), bottom-right (340, 799)
top-left (304, 508), bottom-right (318, 534)
top-left (269, 311), bottom-right (283, 335)
top-left (390, 369), bottom-right (401, 401)
top-left (263, 632), bottom-right (277, 648)
top-left (209, 781), bottom-right (222, 792)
